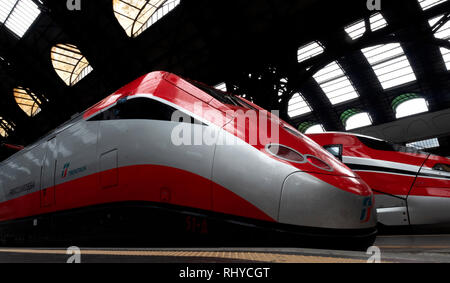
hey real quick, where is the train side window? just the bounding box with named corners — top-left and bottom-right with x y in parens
top-left (324, 145), bottom-right (343, 161)
top-left (433, 164), bottom-right (450, 173)
top-left (357, 136), bottom-right (422, 154)
top-left (89, 98), bottom-right (200, 124)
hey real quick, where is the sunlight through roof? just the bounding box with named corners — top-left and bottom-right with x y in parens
top-left (407, 138), bottom-right (440, 149)
top-left (345, 13), bottom-right (387, 40)
top-left (395, 98), bottom-right (429, 119)
top-left (345, 19), bottom-right (365, 40)
top-left (0, 0), bottom-right (41, 38)
top-left (113, 0), bottom-right (180, 38)
top-left (297, 41), bottom-right (324, 63)
top-left (418, 0), bottom-right (448, 10)
top-left (51, 44), bottom-right (93, 86)
top-left (429, 15), bottom-right (450, 70)
top-left (305, 124), bottom-right (325, 134)
top-left (362, 43), bottom-right (417, 89)
top-left (345, 112), bottom-right (373, 131)
top-left (14, 87), bottom-right (42, 117)
top-left (0, 118), bottom-right (14, 138)
top-left (288, 93), bottom-right (312, 118)
top-left (214, 82), bottom-right (227, 92)
top-left (313, 61), bottom-right (359, 105)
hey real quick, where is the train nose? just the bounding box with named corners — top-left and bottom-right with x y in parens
top-left (279, 172), bottom-right (377, 230)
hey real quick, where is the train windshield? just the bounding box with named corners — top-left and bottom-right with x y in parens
top-left (189, 80), bottom-right (255, 110)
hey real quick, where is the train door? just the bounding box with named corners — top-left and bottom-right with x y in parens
top-left (41, 137), bottom-right (57, 207)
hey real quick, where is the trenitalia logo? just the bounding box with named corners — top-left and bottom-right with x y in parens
top-left (360, 196), bottom-right (373, 223)
top-left (62, 163), bottom-right (70, 178)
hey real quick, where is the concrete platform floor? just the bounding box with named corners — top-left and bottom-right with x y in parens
top-left (1, 235), bottom-right (450, 263)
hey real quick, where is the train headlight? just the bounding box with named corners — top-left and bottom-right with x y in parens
top-left (265, 144), bottom-right (306, 164)
top-left (305, 155), bottom-right (333, 172)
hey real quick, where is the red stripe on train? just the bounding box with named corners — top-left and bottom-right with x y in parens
top-left (0, 165), bottom-right (275, 223)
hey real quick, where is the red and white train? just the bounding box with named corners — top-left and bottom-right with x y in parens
top-left (0, 72), bottom-right (376, 247)
top-left (309, 132), bottom-right (450, 228)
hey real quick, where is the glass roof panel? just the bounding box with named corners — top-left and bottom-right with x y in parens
top-left (305, 124), bottom-right (325, 134)
top-left (113, 0), bottom-right (180, 38)
top-left (345, 112), bottom-right (372, 131)
top-left (14, 87), bottom-right (42, 117)
top-left (418, 0), bottom-right (448, 10)
top-left (440, 48), bottom-right (450, 70)
top-left (297, 41), bottom-right (324, 63)
top-left (0, 118), bottom-right (14, 138)
top-left (345, 13), bottom-right (387, 40)
top-left (362, 43), bottom-right (416, 89)
top-left (0, 0), bottom-right (41, 38)
top-left (214, 82), bottom-right (227, 92)
top-left (395, 98), bottom-right (429, 119)
top-left (429, 15), bottom-right (450, 40)
top-left (51, 44), bottom-right (93, 86)
top-left (370, 13), bottom-right (388, 31)
top-left (345, 19), bottom-right (366, 40)
top-left (288, 93), bottom-right (312, 118)
top-left (429, 16), bottom-right (450, 70)
top-left (313, 61), bottom-right (359, 105)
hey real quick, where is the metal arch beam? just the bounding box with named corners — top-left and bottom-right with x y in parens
top-left (288, 77), bottom-right (344, 132)
top-left (320, 32), bottom-right (395, 125)
top-left (381, 0), bottom-right (450, 112)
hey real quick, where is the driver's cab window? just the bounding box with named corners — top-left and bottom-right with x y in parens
top-left (89, 97), bottom-right (199, 124)
top-left (324, 145), bottom-right (343, 161)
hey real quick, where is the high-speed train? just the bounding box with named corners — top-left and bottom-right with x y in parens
top-left (308, 132), bottom-right (450, 228)
top-left (0, 72), bottom-right (376, 247)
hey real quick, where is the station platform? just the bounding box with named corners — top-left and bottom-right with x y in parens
top-left (1, 235), bottom-right (450, 263)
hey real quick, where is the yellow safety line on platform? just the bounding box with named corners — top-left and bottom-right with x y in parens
top-left (0, 249), bottom-right (369, 263)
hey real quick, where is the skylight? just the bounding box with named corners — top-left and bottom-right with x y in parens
top-left (429, 15), bottom-right (450, 39)
top-left (305, 124), bottom-right (325, 134)
top-left (305, 124), bottom-right (325, 135)
top-left (14, 87), bottom-right (42, 117)
top-left (297, 41), bottom-right (324, 63)
top-left (313, 61), bottom-right (359, 105)
top-left (51, 44), bottom-right (93, 86)
top-left (345, 112), bottom-right (373, 131)
top-left (113, 0), bottom-right (180, 38)
top-left (345, 13), bottom-right (388, 40)
top-left (0, 118), bottom-right (14, 138)
top-left (215, 82), bottom-right (227, 92)
top-left (418, 0), bottom-right (448, 11)
top-left (345, 19), bottom-right (365, 40)
top-left (407, 138), bottom-right (440, 149)
top-left (429, 15), bottom-right (450, 70)
top-left (395, 98), bottom-right (429, 119)
top-left (362, 43), bottom-right (417, 89)
top-left (440, 48), bottom-right (450, 70)
top-left (288, 93), bottom-right (312, 118)
top-left (0, 0), bottom-right (41, 38)
top-left (370, 13), bottom-right (388, 32)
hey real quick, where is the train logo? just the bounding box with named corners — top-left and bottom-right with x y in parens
top-left (360, 196), bottom-right (373, 223)
top-left (61, 163), bottom-right (70, 178)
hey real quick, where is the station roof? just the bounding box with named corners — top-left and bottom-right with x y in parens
top-left (0, 0), bottom-right (450, 157)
